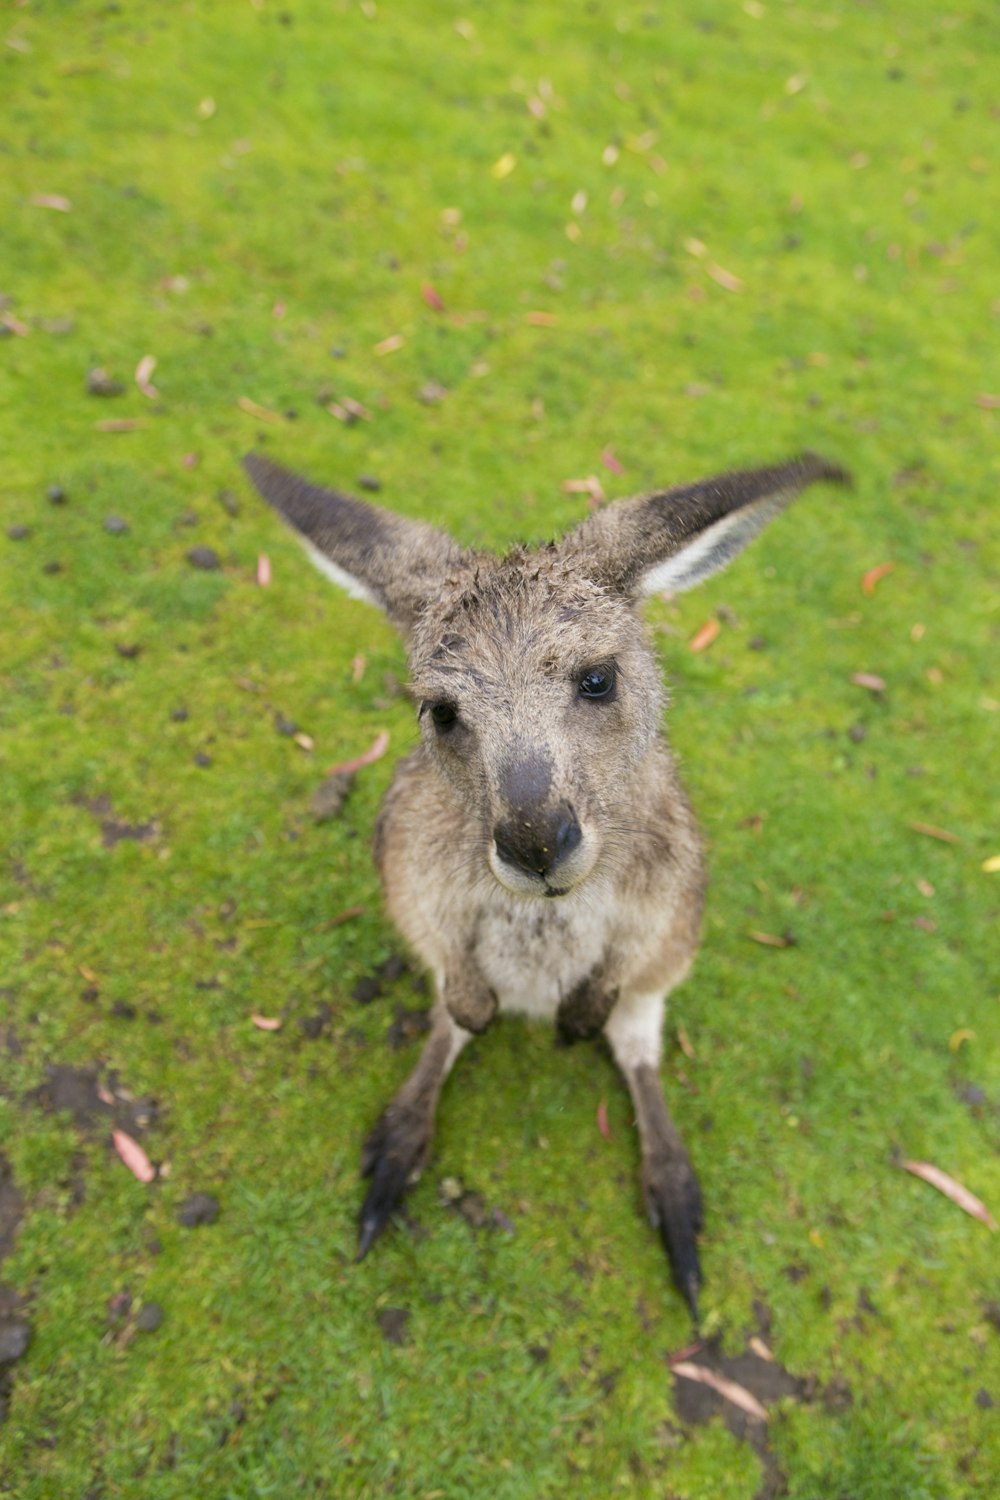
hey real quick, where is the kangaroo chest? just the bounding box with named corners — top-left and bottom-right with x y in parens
top-left (471, 892), bottom-right (611, 1020)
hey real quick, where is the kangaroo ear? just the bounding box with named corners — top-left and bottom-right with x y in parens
top-left (561, 453), bottom-right (849, 599)
top-left (244, 454), bottom-right (462, 635)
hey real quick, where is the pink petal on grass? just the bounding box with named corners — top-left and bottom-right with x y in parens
top-left (135, 354), bottom-right (159, 399)
top-left (689, 618), bottom-right (720, 653)
top-left (902, 1160), bottom-right (997, 1231)
top-left (422, 284), bottom-right (445, 312)
top-left (112, 1129), bottom-right (156, 1183)
top-left (325, 730), bottom-right (390, 778)
top-left (250, 1014), bottom-right (282, 1031)
top-left (672, 1362), bottom-right (768, 1422)
top-left (596, 1100), bottom-right (611, 1140)
top-left (601, 446), bottom-right (624, 474)
top-left (851, 671), bottom-right (886, 693)
top-left (861, 562), bottom-right (895, 595)
top-left (256, 552), bottom-right (272, 586)
top-left (32, 193), bottom-right (71, 212)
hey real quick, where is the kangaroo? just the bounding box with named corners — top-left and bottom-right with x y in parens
top-left (245, 450), bottom-right (847, 1318)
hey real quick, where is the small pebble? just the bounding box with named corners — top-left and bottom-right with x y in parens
top-left (104, 515), bottom-right (129, 535)
top-left (86, 368), bottom-right (125, 397)
top-left (216, 488), bottom-right (240, 517)
top-left (193, 752), bottom-right (212, 768)
top-left (186, 546), bottom-right (221, 571)
top-left (0, 1320), bottom-right (31, 1364)
top-left (6, 525), bottom-right (30, 541)
top-left (171, 706), bottom-right (189, 722)
top-left (135, 1302), bottom-right (164, 1333)
top-left (43, 560), bottom-right (63, 574)
top-left (115, 643), bottom-right (141, 659)
top-left (46, 484), bottom-right (68, 505)
top-left (357, 474), bottom-right (382, 492)
top-left (351, 976), bottom-right (382, 1005)
top-left (176, 1191), bottom-right (220, 1228)
top-left (274, 713), bottom-right (298, 737)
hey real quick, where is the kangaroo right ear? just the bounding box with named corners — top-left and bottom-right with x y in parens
top-left (561, 452), bottom-right (849, 600)
top-left (244, 454), bottom-right (462, 636)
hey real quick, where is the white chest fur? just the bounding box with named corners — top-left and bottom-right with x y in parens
top-left (471, 884), bottom-right (611, 1020)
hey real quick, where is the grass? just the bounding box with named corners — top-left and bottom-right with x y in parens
top-left (1, 0), bottom-right (998, 1496)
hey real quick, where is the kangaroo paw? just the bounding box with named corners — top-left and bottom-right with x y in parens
top-left (357, 1104), bottom-right (432, 1259)
top-left (643, 1151), bottom-right (704, 1322)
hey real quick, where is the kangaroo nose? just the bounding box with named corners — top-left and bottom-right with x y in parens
top-left (493, 806), bottom-right (581, 879)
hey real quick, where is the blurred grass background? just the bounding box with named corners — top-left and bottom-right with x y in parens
top-left (1, 1), bottom-right (998, 1495)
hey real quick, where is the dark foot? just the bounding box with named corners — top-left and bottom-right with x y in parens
top-left (643, 1151), bottom-right (704, 1322)
top-left (357, 1104), bottom-right (431, 1260)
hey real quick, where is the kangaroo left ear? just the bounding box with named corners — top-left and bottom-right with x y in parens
top-left (560, 453), bottom-right (850, 599)
top-left (244, 454), bottom-right (464, 637)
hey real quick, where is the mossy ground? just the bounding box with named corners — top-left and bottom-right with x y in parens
top-left (1, 1), bottom-right (998, 1496)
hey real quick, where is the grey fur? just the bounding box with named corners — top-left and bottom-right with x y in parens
top-left (245, 450), bottom-right (848, 1318)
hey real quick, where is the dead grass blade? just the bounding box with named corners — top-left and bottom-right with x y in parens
top-left (901, 1160), bottom-right (997, 1231)
top-left (672, 1362), bottom-right (768, 1421)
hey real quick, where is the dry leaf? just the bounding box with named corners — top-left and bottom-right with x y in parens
top-left (689, 618), bottom-right (720, 653)
top-left (748, 930), bottom-right (793, 948)
top-left (861, 562), bottom-right (895, 595)
top-left (748, 1336), bottom-right (774, 1362)
top-left (251, 1014), bottom-right (282, 1031)
top-left (293, 732), bottom-right (314, 752)
top-left (525, 310), bottom-right (557, 326)
top-left (596, 1100), bottom-right (611, 1140)
top-left (672, 1362), bottom-right (768, 1422)
top-left (707, 262), bottom-right (744, 293)
top-left (351, 653), bottom-right (366, 684)
top-left (112, 1129), bottom-right (156, 1183)
top-left (0, 311), bottom-right (30, 337)
top-left (981, 854), bottom-right (1000, 873)
top-left (374, 334), bottom-right (405, 356)
top-left (422, 284), bottom-right (444, 312)
top-left (562, 475), bottom-right (605, 504)
top-left (96, 419), bottom-right (144, 432)
top-left (948, 1028), bottom-right (975, 1052)
top-left (31, 193), bottom-right (71, 212)
top-left (135, 354), bottom-right (159, 399)
top-left (316, 903), bottom-right (366, 930)
top-left (328, 396), bottom-right (371, 423)
top-left (256, 553), bottom-right (271, 587)
top-left (492, 152), bottom-right (517, 179)
top-left (851, 672), bottom-right (885, 692)
top-left (909, 821), bottom-right (960, 845)
top-left (975, 393), bottom-right (1000, 410)
top-left (676, 1023), bottom-right (695, 1060)
top-left (237, 396), bottom-right (282, 423)
top-left (326, 729), bottom-right (390, 778)
top-left (901, 1160), bottom-right (997, 1231)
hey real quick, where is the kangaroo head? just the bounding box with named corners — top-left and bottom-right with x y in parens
top-left (245, 453), bottom-right (847, 899)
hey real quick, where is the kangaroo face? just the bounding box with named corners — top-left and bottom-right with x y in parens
top-left (407, 551), bottom-right (664, 898)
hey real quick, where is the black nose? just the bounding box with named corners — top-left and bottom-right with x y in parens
top-left (493, 806), bottom-right (582, 880)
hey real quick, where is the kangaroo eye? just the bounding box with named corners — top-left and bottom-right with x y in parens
top-left (578, 665), bottom-right (616, 700)
top-left (430, 701), bottom-right (458, 730)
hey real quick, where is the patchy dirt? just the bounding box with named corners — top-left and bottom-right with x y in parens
top-left (70, 792), bottom-right (159, 848)
top-left (669, 1316), bottom-right (820, 1500)
top-left (25, 1064), bottom-right (157, 1141)
top-left (0, 1156), bottom-right (30, 1423)
top-left (376, 1306), bottom-right (410, 1345)
top-left (386, 1003), bottom-right (430, 1051)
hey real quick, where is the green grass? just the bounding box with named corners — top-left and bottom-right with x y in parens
top-left (1, 1), bottom-right (998, 1496)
